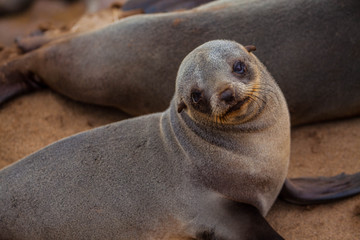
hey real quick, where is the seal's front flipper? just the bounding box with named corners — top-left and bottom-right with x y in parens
top-left (0, 60), bottom-right (45, 106)
top-left (196, 202), bottom-right (284, 240)
top-left (230, 203), bottom-right (284, 240)
top-left (122, 0), bottom-right (214, 13)
top-left (280, 172), bottom-right (360, 205)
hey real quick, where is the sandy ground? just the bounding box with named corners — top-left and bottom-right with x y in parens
top-left (0, 1), bottom-right (359, 239)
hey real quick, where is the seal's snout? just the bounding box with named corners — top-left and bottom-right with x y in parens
top-left (219, 88), bottom-right (235, 103)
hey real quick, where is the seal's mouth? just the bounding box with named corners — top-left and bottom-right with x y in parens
top-left (213, 96), bottom-right (251, 124)
top-left (223, 96), bottom-right (250, 116)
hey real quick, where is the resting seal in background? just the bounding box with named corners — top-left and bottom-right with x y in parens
top-left (1, 0), bottom-right (360, 126)
top-left (1, 40), bottom-right (360, 239)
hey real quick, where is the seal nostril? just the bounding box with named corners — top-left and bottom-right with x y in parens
top-left (220, 88), bottom-right (235, 103)
top-left (191, 90), bottom-right (202, 104)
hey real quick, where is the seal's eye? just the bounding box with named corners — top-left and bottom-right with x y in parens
top-left (191, 90), bottom-right (202, 104)
top-left (233, 61), bottom-right (246, 74)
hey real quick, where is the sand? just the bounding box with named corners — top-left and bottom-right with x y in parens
top-left (0, 0), bottom-right (359, 239)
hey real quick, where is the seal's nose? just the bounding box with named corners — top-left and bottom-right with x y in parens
top-left (220, 88), bottom-right (235, 103)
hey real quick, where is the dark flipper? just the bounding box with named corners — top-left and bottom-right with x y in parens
top-left (0, 60), bottom-right (45, 106)
top-left (280, 172), bottom-right (360, 205)
top-left (122, 0), bottom-right (214, 13)
top-left (230, 203), bottom-right (284, 240)
top-left (15, 29), bottom-right (53, 53)
top-left (196, 202), bottom-right (284, 240)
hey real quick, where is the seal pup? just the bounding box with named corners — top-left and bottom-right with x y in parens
top-left (0, 40), bottom-right (290, 239)
top-left (0, 40), bottom-right (288, 239)
top-left (1, 40), bottom-right (360, 239)
top-left (1, 0), bottom-right (359, 126)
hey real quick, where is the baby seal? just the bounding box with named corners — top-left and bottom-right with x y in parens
top-left (0, 40), bottom-right (290, 239)
top-left (1, 40), bottom-right (359, 239)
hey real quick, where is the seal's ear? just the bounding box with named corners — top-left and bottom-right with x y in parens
top-left (244, 45), bottom-right (256, 53)
top-left (177, 101), bottom-right (186, 113)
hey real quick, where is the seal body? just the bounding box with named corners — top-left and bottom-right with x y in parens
top-left (0, 40), bottom-right (290, 239)
top-left (1, 0), bottom-right (359, 126)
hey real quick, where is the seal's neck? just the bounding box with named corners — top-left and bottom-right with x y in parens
top-left (162, 98), bottom-right (290, 215)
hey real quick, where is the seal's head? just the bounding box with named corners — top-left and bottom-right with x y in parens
top-left (176, 40), bottom-right (275, 126)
